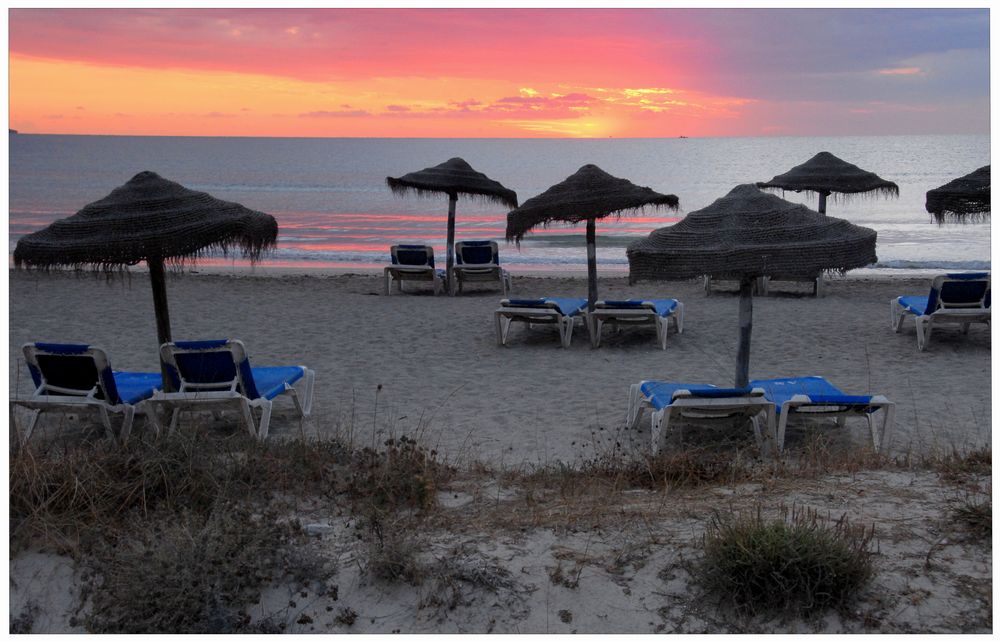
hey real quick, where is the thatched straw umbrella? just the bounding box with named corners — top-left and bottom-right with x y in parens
top-left (628, 184), bottom-right (876, 388)
top-left (387, 157), bottom-right (517, 295)
top-left (14, 171), bottom-right (278, 389)
top-left (925, 165), bottom-right (990, 223)
top-left (757, 151), bottom-right (899, 214)
top-left (506, 164), bottom-right (679, 312)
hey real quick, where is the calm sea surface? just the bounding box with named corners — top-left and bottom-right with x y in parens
top-left (8, 134), bottom-right (990, 274)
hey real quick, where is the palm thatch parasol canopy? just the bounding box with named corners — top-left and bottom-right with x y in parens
top-left (387, 157), bottom-right (518, 206)
top-left (506, 164), bottom-right (679, 311)
top-left (628, 184), bottom-right (877, 281)
top-left (925, 165), bottom-right (990, 223)
top-left (14, 170), bottom-right (278, 389)
top-left (387, 157), bottom-right (517, 295)
top-left (757, 151), bottom-right (898, 214)
top-left (14, 170), bottom-right (278, 270)
top-left (628, 184), bottom-right (876, 387)
top-left (505, 164), bottom-right (678, 242)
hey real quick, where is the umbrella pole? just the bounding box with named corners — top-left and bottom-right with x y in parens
top-left (148, 257), bottom-right (175, 392)
top-left (735, 276), bottom-right (753, 389)
top-left (818, 191), bottom-right (828, 215)
top-left (586, 219), bottom-right (598, 311)
top-left (446, 194), bottom-right (457, 295)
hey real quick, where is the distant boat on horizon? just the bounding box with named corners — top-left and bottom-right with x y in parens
top-left (678, 135), bottom-right (688, 139)
top-left (9, 129), bottom-right (17, 135)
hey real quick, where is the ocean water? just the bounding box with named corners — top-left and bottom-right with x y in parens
top-left (8, 133), bottom-right (990, 274)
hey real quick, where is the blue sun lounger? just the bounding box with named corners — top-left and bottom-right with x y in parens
top-left (625, 380), bottom-right (776, 454)
top-left (453, 240), bottom-right (512, 295)
top-left (588, 299), bottom-right (684, 349)
top-left (14, 342), bottom-right (161, 445)
top-left (150, 339), bottom-right (315, 439)
top-left (890, 272), bottom-right (990, 351)
top-left (495, 297), bottom-right (588, 348)
top-left (749, 376), bottom-right (895, 453)
top-left (384, 244), bottom-right (446, 295)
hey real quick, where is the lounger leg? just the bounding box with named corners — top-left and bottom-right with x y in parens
top-left (495, 312), bottom-right (507, 346)
top-left (384, 269), bottom-right (392, 296)
top-left (703, 276), bottom-right (712, 295)
top-left (561, 317), bottom-right (574, 348)
top-left (836, 415), bottom-right (847, 428)
top-left (916, 317), bottom-right (929, 351)
top-left (238, 399), bottom-right (257, 438)
top-left (97, 406), bottom-right (116, 443)
top-left (776, 405), bottom-right (791, 454)
top-left (590, 317), bottom-right (602, 348)
top-left (169, 407), bottom-right (182, 435)
top-left (146, 405), bottom-right (164, 438)
top-left (891, 299), bottom-right (908, 333)
top-left (814, 276), bottom-right (825, 298)
top-left (675, 302), bottom-right (684, 334)
top-left (256, 401), bottom-right (273, 440)
top-left (656, 317), bottom-right (668, 350)
top-left (118, 406), bottom-right (136, 445)
top-left (297, 368), bottom-right (315, 417)
top-left (19, 408), bottom-right (42, 445)
top-left (626, 384), bottom-right (642, 428)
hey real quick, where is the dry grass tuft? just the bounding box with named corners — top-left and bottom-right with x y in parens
top-left (697, 505), bottom-right (876, 617)
top-left (83, 504), bottom-right (307, 634)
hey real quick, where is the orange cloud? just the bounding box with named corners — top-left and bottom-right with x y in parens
top-left (877, 67), bottom-right (923, 75)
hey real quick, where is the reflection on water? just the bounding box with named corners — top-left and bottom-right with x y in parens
top-left (9, 134), bottom-right (990, 273)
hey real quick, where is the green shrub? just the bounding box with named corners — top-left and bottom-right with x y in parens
top-left (697, 505), bottom-right (876, 617)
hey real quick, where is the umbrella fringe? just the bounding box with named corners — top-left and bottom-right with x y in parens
top-left (506, 201), bottom-right (678, 243)
top-left (386, 180), bottom-right (517, 208)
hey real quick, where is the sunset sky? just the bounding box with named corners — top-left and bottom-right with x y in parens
top-left (8, 7), bottom-right (990, 138)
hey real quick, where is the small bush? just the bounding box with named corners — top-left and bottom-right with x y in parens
top-left (362, 511), bottom-right (425, 585)
top-left (346, 436), bottom-right (451, 511)
top-left (697, 505), bottom-right (876, 617)
top-left (84, 504), bottom-right (305, 634)
top-left (953, 494), bottom-right (991, 541)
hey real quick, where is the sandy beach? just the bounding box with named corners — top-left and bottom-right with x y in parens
top-left (9, 268), bottom-right (991, 461)
top-left (8, 267), bottom-right (993, 635)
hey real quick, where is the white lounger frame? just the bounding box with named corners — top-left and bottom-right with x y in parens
top-left (587, 301), bottom-right (684, 349)
top-left (452, 241), bottom-right (512, 295)
top-left (384, 265), bottom-right (444, 295)
top-left (495, 301), bottom-right (582, 348)
top-left (13, 344), bottom-right (144, 445)
top-left (773, 395), bottom-right (895, 454)
top-left (149, 340), bottom-right (315, 440)
top-left (626, 383), bottom-right (776, 455)
top-left (890, 274), bottom-right (991, 351)
top-left (384, 245), bottom-right (444, 295)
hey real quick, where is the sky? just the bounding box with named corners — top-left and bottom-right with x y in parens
top-left (7, 7), bottom-right (991, 138)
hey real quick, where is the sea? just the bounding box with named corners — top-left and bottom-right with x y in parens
top-left (8, 133), bottom-right (991, 275)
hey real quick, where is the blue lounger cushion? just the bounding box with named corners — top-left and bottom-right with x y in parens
top-left (750, 376), bottom-right (875, 414)
top-left (639, 382), bottom-right (720, 410)
top-left (600, 299), bottom-right (678, 316)
top-left (249, 366), bottom-right (306, 401)
top-left (168, 340), bottom-right (305, 401)
top-left (505, 297), bottom-right (587, 316)
top-left (113, 372), bottom-right (164, 405)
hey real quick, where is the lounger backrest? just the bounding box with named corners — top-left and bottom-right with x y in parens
top-left (160, 339), bottom-right (262, 400)
top-left (456, 240), bottom-right (498, 265)
top-left (927, 273), bottom-right (990, 313)
top-left (22, 342), bottom-right (122, 404)
top-left (391, 244), bottom-right (435, 267)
